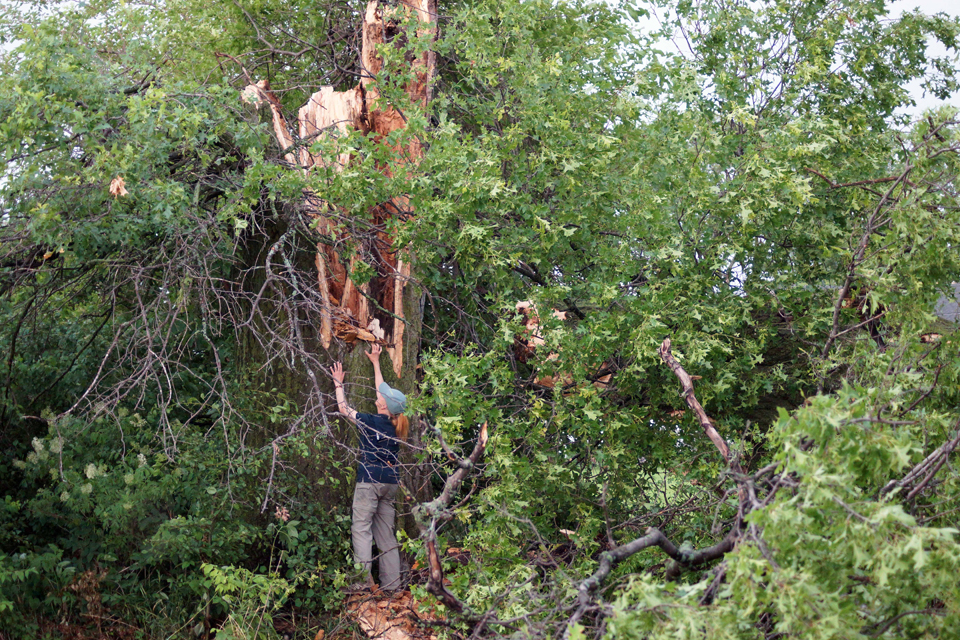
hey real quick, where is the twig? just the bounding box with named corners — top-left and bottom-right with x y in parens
top-left (803, 167), bottom-right (899, 190)
top-left (881, 420), bottom-right (960, 498)
top-left (862, 608), bottom-right (941, 637)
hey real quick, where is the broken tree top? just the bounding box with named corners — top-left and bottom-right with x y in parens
top-left (242, 0), bottom-right (437, 377)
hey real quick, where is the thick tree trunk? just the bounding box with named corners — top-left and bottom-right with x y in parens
top-left (245, 0), bottom-right (434, 375)
top-left (241, 0), bottom-right (436, 518)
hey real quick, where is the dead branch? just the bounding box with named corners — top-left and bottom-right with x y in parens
top-left (658, 338), bottom-right (731, 463)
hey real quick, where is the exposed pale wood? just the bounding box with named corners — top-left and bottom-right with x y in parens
top-left (361, 0), bottom-right (386, 90)
top-left (388, 259), bottom-right (411, 377)
top-left (409, 0), bottom-right (438, 107)
top-left (244, 80), bottom-right (297, 166)
top-left (357, 281), bottom-right (371, 330)
top-left (658, 338), bottom-right (731, 463)
top-left (346, 590), bottom-right (440, 640)
top-left (247, 0), bottom-right (437, 373)
top-left (361, 0), bottom-right (436, 107)
top-left (514, 300), bottom-right (584, 389)
top-left (298, 86), bottom-right (365, 170)
top-left (339, 255), bottom-right (372, 332)
top-left (361, 0), bottom-right (434, 161)
top-left (334, 319), bottom-right (378, 345)
top-left (315, 252), bottom-right (333, 348)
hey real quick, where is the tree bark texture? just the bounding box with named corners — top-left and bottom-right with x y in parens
top-left (244, 0), bottom-right (436, 380)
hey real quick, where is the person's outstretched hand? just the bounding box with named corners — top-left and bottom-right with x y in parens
top-left (331, 361), bottom-right (346, 384)
top-left (365, 343), bottom-right (382, 364)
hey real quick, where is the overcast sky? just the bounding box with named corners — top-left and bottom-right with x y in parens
top-left (889, 0), bottom-right (960, 116)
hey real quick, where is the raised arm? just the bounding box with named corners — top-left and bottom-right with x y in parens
top-left (331, 362), bottom-right (357, 422)
top-left (365, 343), bottom-right (386, 402)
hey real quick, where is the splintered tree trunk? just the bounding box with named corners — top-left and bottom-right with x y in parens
top-left (242, 0), bottom-right (437, 524)
top-left (246, 0), bottom-right (434, 377)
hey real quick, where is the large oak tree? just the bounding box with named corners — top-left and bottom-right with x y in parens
top-left (2, 0), bottom-right (960, 638)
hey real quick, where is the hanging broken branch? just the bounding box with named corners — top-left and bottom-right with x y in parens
top-left (659, 338), bottom-right (731, 463)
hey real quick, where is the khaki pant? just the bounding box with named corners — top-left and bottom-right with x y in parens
top-left (351, 482), bottom-right (401, 591)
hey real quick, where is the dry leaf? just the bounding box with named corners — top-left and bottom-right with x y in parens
top-left (347, 592), bottom-right (439, 640)
top-left (109, 176), bottom-right (128, 198)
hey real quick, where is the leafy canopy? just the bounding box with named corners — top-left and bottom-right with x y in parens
top-left (1, 0), bottom-right (960, 638)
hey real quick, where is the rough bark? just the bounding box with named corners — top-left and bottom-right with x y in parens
top-left (237, 0), bottom-right (435, 518)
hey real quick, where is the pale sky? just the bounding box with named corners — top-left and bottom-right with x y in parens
top-left (889, 0), bottom-right (960, 116)
top-left (638, 0), bottom-right (959, 119)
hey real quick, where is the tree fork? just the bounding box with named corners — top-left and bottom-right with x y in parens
top-left (564, 527), bottom-right (739, 639)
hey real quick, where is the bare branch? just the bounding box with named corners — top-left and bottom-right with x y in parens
top-left (658, 338), bottom-right (730, 463)
top-left (564, 527), bottom-right (737, 638)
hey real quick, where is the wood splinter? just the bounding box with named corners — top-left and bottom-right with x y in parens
top-left (242, 0), bottom-right (436, 376)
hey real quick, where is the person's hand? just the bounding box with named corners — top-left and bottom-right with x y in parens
top-left (331, 361), bottom-right (346, 384)
top-left (365, 342), bottom-right (382, 364)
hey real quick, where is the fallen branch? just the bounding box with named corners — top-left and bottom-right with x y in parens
top-left (415, 422), bottom-right (497, 623)
top-left (564, 527), bottom-right (737, 638)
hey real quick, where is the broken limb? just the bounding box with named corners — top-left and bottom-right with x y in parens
top-left (513, 300), bottom-right (614, 391)
top-left (552, 338), bottom-right (767, 638)
top-left (243, 0), bottom-right (436, 375)
top-left (413, 422), bottom-right (513, 631)
top-left (658, 338), bottom-right (732, 464)
top-left (416, 422), bottom-right (488, 521)
top-left (563, 527), bottom-right (738, 638)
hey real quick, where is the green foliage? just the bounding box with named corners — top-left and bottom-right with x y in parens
top-left (601, 384), bottom-right (960, 639)
top-left (200, 563), bottom-right (292, 640)
top-left (2, 0), bottom-right (960, 637)
top-left (0, 545), bottom-right (75, 636)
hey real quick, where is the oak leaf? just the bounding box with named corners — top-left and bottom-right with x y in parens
top-left (109, 176), bottom-right (128, 198)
